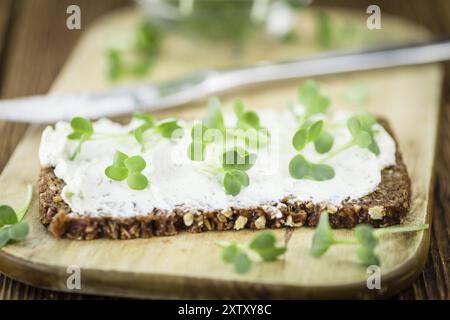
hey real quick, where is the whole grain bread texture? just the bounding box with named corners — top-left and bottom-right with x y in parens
top-left (38, 120), bottom-right (411, 240)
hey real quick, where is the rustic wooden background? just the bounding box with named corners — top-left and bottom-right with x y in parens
top-left (0, 0), bottom-right (448, 300)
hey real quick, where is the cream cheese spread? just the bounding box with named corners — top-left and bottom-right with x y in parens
top-left (39, 108), bottom-right (396, 217)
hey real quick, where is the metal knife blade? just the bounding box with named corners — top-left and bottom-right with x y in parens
top-left (1, 39), bottom-right (449, 123)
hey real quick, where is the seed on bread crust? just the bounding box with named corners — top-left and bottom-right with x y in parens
top-left (234, 216), bottom-right (248, 230)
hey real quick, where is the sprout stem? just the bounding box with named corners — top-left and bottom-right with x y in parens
top-left (17, 184), bottom-right (33, 222)
top-left (319, 140), bottom-right (354, 162)
top-left (373, 224), bottom-right (429, 238)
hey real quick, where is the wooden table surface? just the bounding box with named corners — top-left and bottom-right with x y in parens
top-left (0, 0), bottom-right (448, 300)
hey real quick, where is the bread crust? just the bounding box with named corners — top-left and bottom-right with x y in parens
top-left (38, 120), bottom-right (411, 240)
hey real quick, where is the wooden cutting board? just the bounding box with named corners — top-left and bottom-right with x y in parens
top-left (0, 7), bottom-right (443, 299)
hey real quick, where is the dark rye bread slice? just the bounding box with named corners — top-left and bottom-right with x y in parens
top-left (38, 120), bottom-right (411, 240)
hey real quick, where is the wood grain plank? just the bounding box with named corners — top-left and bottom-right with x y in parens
top-left (0, 0), bottom-right (130, 300)
top-left (0, 0), bottom-right (13, 75)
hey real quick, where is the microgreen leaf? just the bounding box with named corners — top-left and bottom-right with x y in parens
top-left (105, 166), bottom-right (128, 181)
top-left (127, 172), bottom-right (148, 190)
top-left (292, 129), bottom-right (308, 151)
top-left (131, 112), bottom-right (157, 150)
top-left (133, 128), bottom-right (145, 151)
top-left (347, 117), bottom-right (377, 151)
top-left (314, 130), bottom-right (334, 153)
top-left (354, 225), bottom-right (378, 248)
top-left (307, 120), bottom-right (324, 142)
top-left (70, 117), bottom-right (93, 135)
top-left (298, 80), bottom-right (330, 116)
top-left (356, 110), bottom-right (376, 130)
top-left (310, 163), bottom-right (335, 181)
top-left (0, 229), bottom-right (8, 247)
top-left (187, 141), bottom-right (206, 161)
top-left (0, 206), bottom-right (18, 227)
top-left (203, 97), bottom-right (225, 132)
top-left (0, 185), bottom-right (32, 248)
top-left (155, 119), bottom-right (182, 139)
top-left (241, 111), bottom-right (260, 128)
top-left (218, 231), bottom-right (286, 274)
top-left (222, 242), bottom-right (239, 263)
top-left (105, 152), bottom-right (149, 190)
top-left (229, 170), bottom-right (250, 187)
top-left (356, 246), bottom-right (380, 266)
top-left (347, 117), bottom-right (361, 136)
top-left (354, 225), bottom-right (380, 265)
top-left (310, 214), bottom-right (428, 266)
top-left (234, 250), bottom-right (252, 274)
top-left (316, 11), bottom-right (332, 49)
top-left (310, 212), bottom-right (335, 257)
top-left (67, 117), bottom-right (94, 160)
top-left (133, 112), bottom-right (155, 127)
top-left (249, 232), bottom-right (287, 261)
top-left (368, 141), bottom-right (381, 156)
top-left (222, 148), bottom-right (255, 172)
top-left (355, 131), bottom-right (372, 148)
top-left (223, 172), bottom-right (243, 196)
top-left (8, 222), bottom-right (29, 241)
top-left (191, 123), bottom-right (208, 142)
top-left (233, 100), bottom-right (245, 118)
top-left (289, 154), bottom-right (310, 179)
top-left (125, 156), bottom-right (146, 172)
top-left (113, 151), bottom-right (128, 167)
top-left (105, 151), bottom-right (129, 181)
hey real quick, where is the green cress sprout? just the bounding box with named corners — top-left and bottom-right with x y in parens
top-left (187, 98), bottom-right (264, 196)
top-left (187, 97), bottom-right (225, 161)
top-left (67, 117), bottom-right (94, 160)
top-left (310, 212), bottom-right (429, 266)
top-left (297, 80), bottom-right (335, 154)
top-left (289, 119), bottom-right (335, 181)
top-left (288, 81), bottom-right (336, 182)
top-left (319, 111), bottom-right (380, 162)
top-left (222, 147), bottom-right (256, 196)
top-left (217, 231), bottom-right (287, 274)
top-left (233, 100), bottom-right (270, 149)
top-left (0, 185), bottom-right (33, 248)
top-left (203, 97), bottom-right (226, 132)
top-left (299, 80), bottom-right (331, 117)
top-left (187, 123), bottom-right (211, 161)
top-left (132, 112), bottom-right (183, 151)
top-left (107, 22), bottom-right (161, 81)
top-left (105, 151), bottom-right (149, 190)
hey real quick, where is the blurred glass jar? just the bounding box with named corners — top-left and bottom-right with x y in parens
top-left (136, 0), bottom-right (312, 41)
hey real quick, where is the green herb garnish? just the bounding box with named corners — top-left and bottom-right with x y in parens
top-left (310, 212), bottom-right (429, 266)
top-left (289, 154), bottom-right (334, 181)
top-left (203, 97), bottom-right (225, 132)
top-left (132, 113), bottom-right (182, 151)
top-left (289, 118), bottom-right (335, 181)
top-left (155, 118), bottom-right (182, 138)
top-left (187, 123), bottom-right (210, 161)
top-left (0, 185), bottom-right (32, 248)
top-left (107, 22), bottom-right (161, 81)
top-left (222, 148), bottom-right (256, 196)
top-left (316, 11), bottom-right (333, 49)
top-left (299, 80), bottom-right (331, 117)
top-left (67, 117), bottom-right (94, 160)
top-left (105, 151), bottom-right (149, 190)
top-left (320, 114), bottom-right (379, 162)
top-left (218, 231), bottom-right (287, 274)
top-left (233, 100), bottom-right (270, 149)
top-left (293, 81), bottom-right (335, 154)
